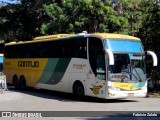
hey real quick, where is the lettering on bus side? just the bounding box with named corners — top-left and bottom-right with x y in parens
top-left (18, 61), bottom-right (39, 68)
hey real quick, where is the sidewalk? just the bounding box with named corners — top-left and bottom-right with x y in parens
top-left (0, 91), bottom-right (23, 103)
top-left (147, 91), bottom-right (160, 98)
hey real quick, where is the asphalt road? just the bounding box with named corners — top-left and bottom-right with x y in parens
top-left (0, 85), bottom-right (160, 120)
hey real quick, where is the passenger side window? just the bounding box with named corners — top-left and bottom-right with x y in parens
top-left (4, 37), bottom-right (87, 59)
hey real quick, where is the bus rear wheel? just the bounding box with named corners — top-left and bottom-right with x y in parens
top-left (73, 82), bottom-right (84, 97)
top-left (19, 76), bottom-right (26, 90)
top-left (13, 75), bottom-right (20, 90)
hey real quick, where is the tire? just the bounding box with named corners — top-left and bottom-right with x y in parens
top-left (73, 82), bottom-right (84, 97)
top-left (13, 75), bottom-right (20, 90)
top-left (19, 76), bottom-right (26, 90)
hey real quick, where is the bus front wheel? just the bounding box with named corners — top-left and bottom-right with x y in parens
top-left (73, 82), bottom-right (84, 97)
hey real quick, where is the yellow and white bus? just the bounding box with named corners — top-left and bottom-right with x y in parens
top-left (3, 32), bottom-right (157, 99)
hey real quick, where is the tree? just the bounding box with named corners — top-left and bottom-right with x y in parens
top-left (0, 0), bottom-right (53, 42)
top-left (41, 0), bottom-right (128, 35)
top-left (137, 0), bottom-right (160, 88)
top-left (111, 0), bottom-right (149, 35)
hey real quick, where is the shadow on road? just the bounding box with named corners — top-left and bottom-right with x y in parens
top-left (7, 85), bottom-right (138, 103)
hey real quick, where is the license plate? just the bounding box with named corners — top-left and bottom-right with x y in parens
top-left (128, 93), bottom-right (134, 96)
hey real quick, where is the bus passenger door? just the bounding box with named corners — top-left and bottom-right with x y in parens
top-left (95, 53), bottom-right (106, 98)
top-left (87, 37), bottom-right (106, 98)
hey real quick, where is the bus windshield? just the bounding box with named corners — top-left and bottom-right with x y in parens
top-left (105, 39), bottom-right (146, 82)
top-left (105, 39), bottom-right (143, 53)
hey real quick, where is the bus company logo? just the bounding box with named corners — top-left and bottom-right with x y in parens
top-left (90, 85), bottom-right (103, 95)
top-left (73, 64), bottom-right (86, 69)
top-left (18, 61), bottom-right (39, 68)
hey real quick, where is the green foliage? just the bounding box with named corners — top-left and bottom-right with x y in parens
top-left (41, 0), bottom-right (128, 34)
top-left (0, 0), bottom-right (53, 42)
top-left (137, 0), bottom-right (160, 85)
top-left (112, 0), bottom-right (147, 35)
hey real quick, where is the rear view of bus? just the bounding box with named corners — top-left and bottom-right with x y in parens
top-left (102, 33), bottom-right (157, 99)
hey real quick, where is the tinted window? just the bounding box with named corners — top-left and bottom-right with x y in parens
top-left (4, 37), bottom-right (87, 59)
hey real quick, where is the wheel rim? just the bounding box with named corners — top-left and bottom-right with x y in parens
top-left (75, 84), bottom-right (84, 96)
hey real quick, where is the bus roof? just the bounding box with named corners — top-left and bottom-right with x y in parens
top-left (91, 33), bottom-right (140, 41)
top-left (33, 34), bottom-right (74, 41)
top-left (5, 33), bottom-right (140, 46)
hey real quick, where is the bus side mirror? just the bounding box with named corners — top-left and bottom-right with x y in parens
top-left (146, 51), bottom-right (158, 66)
top-left (106, 49), bottom-right (114, 65)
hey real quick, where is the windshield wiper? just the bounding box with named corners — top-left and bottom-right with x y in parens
top-left (132, 66), bottom-right (142, 82)
top-left (122, 70), bottom-right (139, 81)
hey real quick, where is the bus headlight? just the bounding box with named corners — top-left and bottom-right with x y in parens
top-left (114, 87), bottom-right (120, 91)
top-left (109, 86), bottom-right (120, 91)
top-left (141, 86), bottom-right (147, 90)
